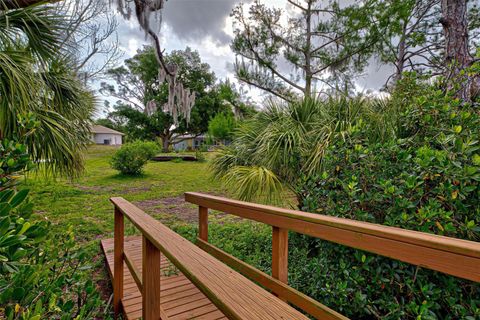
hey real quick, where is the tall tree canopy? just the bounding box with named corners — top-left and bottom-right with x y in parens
top-left (231, 0), bottom-right (379, 100)
top-left (362, 0), bottom-right (479, 92)
top-left (232, 0), bottom-right (479, 100)
top-left (101, 46), bottom-right (231, 151)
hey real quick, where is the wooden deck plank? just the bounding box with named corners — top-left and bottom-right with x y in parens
top-left (101, 236), bottom-right (227, 320)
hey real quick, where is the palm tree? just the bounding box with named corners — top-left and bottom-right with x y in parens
top-left (211, 97), bottom-right (395, 204)
top-left (0, 2), bottom-right (95, 177)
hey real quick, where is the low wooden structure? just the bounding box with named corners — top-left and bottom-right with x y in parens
top-left (102, 193), bottom-right (480, 320)
top-left (151, 155), bottom-right (197, 162)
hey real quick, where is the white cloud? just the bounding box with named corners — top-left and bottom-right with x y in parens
top-left (97, 0), bottom-right (392, 114)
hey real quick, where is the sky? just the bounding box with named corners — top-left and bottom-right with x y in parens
top-left (101, 0), bottom-right (393, 110)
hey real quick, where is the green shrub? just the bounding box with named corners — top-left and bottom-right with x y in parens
top-left (195, 150), bottom-right (206, 162)
top-left (0, 137), bottom-right (105, 319)
top-left (210, 97), bottom-right (394, 204)
top-left (110, 141), bottom-right (159, 175)
top-left (295, 76), bottom-right (480, 319)
top-left (207, 112), bottom-right (236, 143)
top-left (206, 74), bottom-right (480, 319)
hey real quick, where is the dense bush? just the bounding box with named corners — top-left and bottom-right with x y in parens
top-left (0, 137), bottom-right (105, 319)
top-left (110, 141), bottom-right (159, 175)
top-left (294, 76), bottom-right (480, 319)
top-left (208, 74), bottom-right (480, 319)
top-left (207, 112), bottom-right (236, 143)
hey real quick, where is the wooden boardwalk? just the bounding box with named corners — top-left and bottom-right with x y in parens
top-left (101, 236), bottom-right (227, 320)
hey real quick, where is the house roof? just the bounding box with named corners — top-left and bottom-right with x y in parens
top-left (91, 125), bottom-right (125, 136)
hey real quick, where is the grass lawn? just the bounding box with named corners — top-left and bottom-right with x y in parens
top-left (26, 145), bottom-right (226, 241)
top-left (22, 145), bottom-right (245, 310)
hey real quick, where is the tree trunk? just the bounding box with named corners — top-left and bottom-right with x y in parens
top-left (393, 22), bottom-right (408, 85)
top-left (304, 0), bottom-right (313, 98)
top-left (161, 135), bottom-right (170, 153)
top-left (440, 0), bottom-right (477, 101)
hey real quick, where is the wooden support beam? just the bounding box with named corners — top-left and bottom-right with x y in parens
top-left (196, 238), bottom-right (348, 320)
top-left (124, 249), bottom-right (142, 292)
top-left (142, 236), bottom-right (161, 320)
top-left (199, 206), bottom-right (208, 242)
top-left (272, 226), bottom-right (288, 284)
top-left (113, 207), bottom-right (124, 318)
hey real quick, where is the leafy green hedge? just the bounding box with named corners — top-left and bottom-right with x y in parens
top-left (192, 74), bottom-right (480, 319)
top-left (294, 76), bottom-right (480, 319)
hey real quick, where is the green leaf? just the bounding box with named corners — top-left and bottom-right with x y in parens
top-left (12, 287), bottom-right (25, 300)
top-left (473, 154), bottom-right (480, 166)
top-left (0, 203), bottom-right (12, 216)
top-left (0, 217), bottom-right (11, 235)
top-left (0, 190), bottom-right (14, 202)
top-left (18, 222), bottom-right (31, 235)
top-left (12, 248), bottom-right (27, 260)
top-left (10, 189), bottom-right (29, 208)
top-left (0, 235), bottom-right (26, 247)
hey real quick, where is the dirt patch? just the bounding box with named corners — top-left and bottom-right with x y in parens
top-left (133, 194), bottom-right (239, 224)
top-left (73, 184), bottom-right (114, 193)
top-left (134, 196), bottom-right (198, 223)
top-left (73, 184), bottom-right (151, 194)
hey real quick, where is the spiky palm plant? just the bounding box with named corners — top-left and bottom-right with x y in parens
top-left (211, 97), bottom-right (396, 204)
top-left (0, 2), bottom-right (95, 177)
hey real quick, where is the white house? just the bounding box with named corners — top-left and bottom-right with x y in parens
top-left (90, 125), bottom-right (124, 145)
top-left (172, 134), bottom-right (207, 151)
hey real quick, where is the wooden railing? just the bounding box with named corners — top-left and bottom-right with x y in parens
top-left (185, 192), bottom-right (480, 320)
top-left (110, 196), bottom-right (311, 320)
top-left (112, 198), bottom-right (165, 320)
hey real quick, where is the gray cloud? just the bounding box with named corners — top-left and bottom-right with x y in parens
top-left (356, 57), bottom-right (393, 92)
top-left (162, 0), bottom-right (241, 44)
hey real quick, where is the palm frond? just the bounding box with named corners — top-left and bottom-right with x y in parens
top-left (210, 96), bottom-right (400, 205)
top-left (222, 166), bottom-right (284, 205)
top-left (0, 4), bottom-right (95, 177)
top-left (0, 4), bottom-right (66, 61)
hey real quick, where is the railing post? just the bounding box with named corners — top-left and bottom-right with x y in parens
top-left (272, 226), bottom-right (288, 288)
top-left (113, 207), bottom-right (124, 318)
top-left (142, 236), bottom-right (161, 320)
top-left (199, 206), bottom-right (208, 242)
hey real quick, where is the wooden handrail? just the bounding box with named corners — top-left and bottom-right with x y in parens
top-left (185, 192), bottom-right (480, 284)
top-left (111, 192), bottom-right (480, 320)
top-left (110, 197), bottom-right (310, 320)
top-left (196, 238), bottom-right (348, 320)
top-left (124, 249), bottom-right (142, 291)
top-left (112, 199), bottom-right (164, 320)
